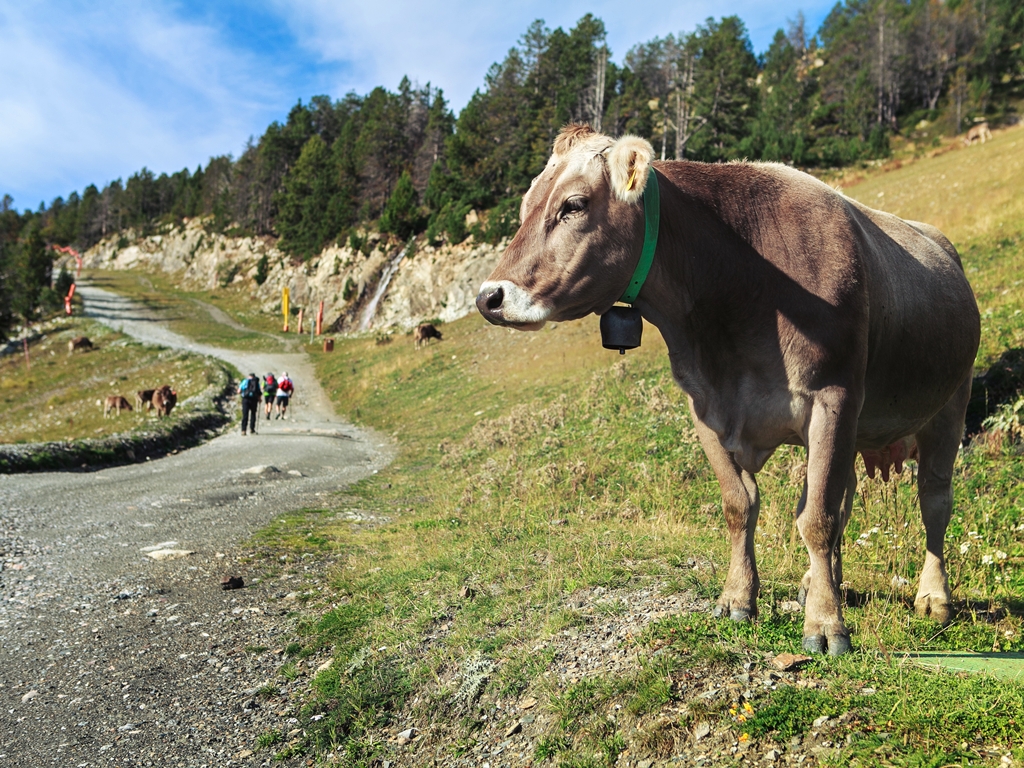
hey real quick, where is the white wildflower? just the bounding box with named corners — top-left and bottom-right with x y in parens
top-left (891, 575), bottom-right (909, 587)
top-left (960, 542), bottom-right (970, 555)
top-left (983, 554), bottom-right (995, 566)
top-left (996, 550), bottom-right (1008, 561)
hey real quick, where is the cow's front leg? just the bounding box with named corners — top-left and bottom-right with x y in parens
top-left (797, 390), bottom-right (859, 655)
top-left (693, 418), bottom-right (760, 621)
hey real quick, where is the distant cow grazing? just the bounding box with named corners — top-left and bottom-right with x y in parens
top-left (414, 323), bottom-right (443, 348)
top-left (136, 389), bottom-right (156, 412)
top-left (152, 385), bottom-right (177, 418)
top-left (68, 336), bottom-right (93, 354)
top-left (476, 123), bottom-right (980, 655)
top-left (963, 121), bottom-right (992, 145)
top-left (103, 395), bottom-right (133, 417)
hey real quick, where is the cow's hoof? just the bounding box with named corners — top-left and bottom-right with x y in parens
top-left (802, 634), bottom-right (851, 656)
top-left (914, 596), bottom-right (952, 625)
top-left (713, 604), bottom-right (754, 622)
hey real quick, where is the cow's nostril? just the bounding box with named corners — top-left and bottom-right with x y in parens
top-left (485, 286), bottom-right (504, 311)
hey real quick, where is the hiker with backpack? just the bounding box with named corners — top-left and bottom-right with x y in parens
top-left (262, 372), bottom-right (278, 420)
top-left (239, 372), bottom-right (260, 435)
top-left (275, 372), bottom-right (294, 420)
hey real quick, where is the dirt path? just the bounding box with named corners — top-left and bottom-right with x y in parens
top-left (0, 285), bottom-right (390, 766)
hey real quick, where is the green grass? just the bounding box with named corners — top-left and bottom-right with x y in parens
top-left (0, 317), bottom-right (221, 444)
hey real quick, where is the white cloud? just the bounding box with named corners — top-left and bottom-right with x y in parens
top-left (0, 1), bottom-right (286, 209)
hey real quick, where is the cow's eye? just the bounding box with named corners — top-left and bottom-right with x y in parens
top-left (559, 196), bottom-right (587, 220)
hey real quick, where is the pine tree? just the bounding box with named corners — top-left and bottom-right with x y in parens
top-left (379, 171), bottom-right (423, 240)
top-left (275, 134), bottom-right (344, 258)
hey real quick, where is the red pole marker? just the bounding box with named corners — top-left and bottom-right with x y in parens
top-left (297, 308), bottom-right (304, 335)
top-left (316, 301), bottom-right (324, 336)
top-left (65, 282), bottom-right (76, 315)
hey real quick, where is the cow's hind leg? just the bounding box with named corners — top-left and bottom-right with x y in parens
top-left (798, 465), bottom-right (857, 606)
top-left (692, 417), bottom-right (760, 622)
top-left (914, 372), bottom-right (971, 624)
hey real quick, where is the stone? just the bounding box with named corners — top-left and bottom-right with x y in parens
top-left (772, 653), bottom-right (812, 671)
top-left (693, 721), bottom-right (712, 741)
top-left (519, 697), bottom-right (537, 710)
top-left (21, 689), bottom-right (40, 703)
top-left (812, 715), bottom-right (830, 728)
top-left (397, 727), bottom-right (417, 745)
top-left (242, 465), bottom-right (279, 475)
top-left (765, 749), bottom-right (780, 761)
top-left (504, 721), bottom-right (522, 737)
top-left (459, 585), bottom-right (476, 599)
top-left (140, 541), bottom-right (179, 552)
top-left (146, 549), bottom-right (194, 561)
top-left (221, 575), bottom-right (244, 590)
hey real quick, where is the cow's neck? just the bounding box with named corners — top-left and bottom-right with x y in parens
top-left (634, 166), bottom-right (781, 449)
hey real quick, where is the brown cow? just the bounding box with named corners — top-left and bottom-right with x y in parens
top-left (152, 385), bottom-right (177, 418)
top-left (963, 121), bottom-right (992, 145)
top-left (476, 124), bottom-right (980, 655)
top-left (414, 323), bottom-right (443, 348)
top-left (103, 395), bottom-right (133, 417)
top-left (136, 389), bottom-right (156, 412)
top-left (68, 336), bottom-right (93, 354)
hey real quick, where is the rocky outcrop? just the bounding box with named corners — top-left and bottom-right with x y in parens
top-left (77, 219), bottom-right (502, 333)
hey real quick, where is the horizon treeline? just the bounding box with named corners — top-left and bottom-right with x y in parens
top-left (2, 0), bottom-right (1023, 337)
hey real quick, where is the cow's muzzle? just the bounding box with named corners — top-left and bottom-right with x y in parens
top-left (476, 285), bottom-right (505, 324)
top-left (475, 280), bottom-right (549, 330)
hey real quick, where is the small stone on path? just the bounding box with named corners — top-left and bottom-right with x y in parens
top-left (146, 549), bottom-right (194, 561)
top-left (221, 575), bottom-right (244, 590)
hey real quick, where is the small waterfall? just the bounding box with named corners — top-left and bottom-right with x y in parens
top-left (358, 243), bottom-right (409, 331)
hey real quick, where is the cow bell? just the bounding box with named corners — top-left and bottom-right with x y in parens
top-left (600, 305), bottom-right (643, 354)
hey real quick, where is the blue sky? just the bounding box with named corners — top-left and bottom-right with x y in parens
top-left (0, 0), bottom-right (838, 213)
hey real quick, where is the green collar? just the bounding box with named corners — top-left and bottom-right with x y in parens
top-left (618, 166), bottom-right (660, 304)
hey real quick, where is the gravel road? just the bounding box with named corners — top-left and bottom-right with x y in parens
top-left (0, 284), bottom-right (390, 766)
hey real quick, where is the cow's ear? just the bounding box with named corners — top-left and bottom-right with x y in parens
top-left (606, 135), bottom-right (655, 204)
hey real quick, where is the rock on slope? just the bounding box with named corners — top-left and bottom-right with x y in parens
top-left (76, 218), bottom-right (502, 333)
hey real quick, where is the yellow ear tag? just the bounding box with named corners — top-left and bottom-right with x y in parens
top-left (626, 167), bottom-right (638, 191)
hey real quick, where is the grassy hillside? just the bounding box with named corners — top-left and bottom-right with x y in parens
top-left (0, 318), bottom-right (222, 445)
top-left (85, 127), bottom-right (1024, 766)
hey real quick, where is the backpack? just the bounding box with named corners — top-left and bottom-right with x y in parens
top-left (279, 378), bottom-right (293, 395)
top-left (263, 374), bottom-right (277, 394)
top-left (240, 377), bottom-right (257, 398)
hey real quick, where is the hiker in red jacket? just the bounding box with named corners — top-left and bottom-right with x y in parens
top-left (275, 372), bottom-right (294, 420)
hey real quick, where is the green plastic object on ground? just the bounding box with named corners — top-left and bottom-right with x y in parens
top-left (909, 652), bottom-right (1024, 680)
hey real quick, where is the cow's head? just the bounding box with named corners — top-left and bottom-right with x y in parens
top-left (476, 124), bottom-right (655, 330)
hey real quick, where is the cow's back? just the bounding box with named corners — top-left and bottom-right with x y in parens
top-left (843, 200), bottom-right (979, 445)
top-left (671, 161), bottom-right (979, 450)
